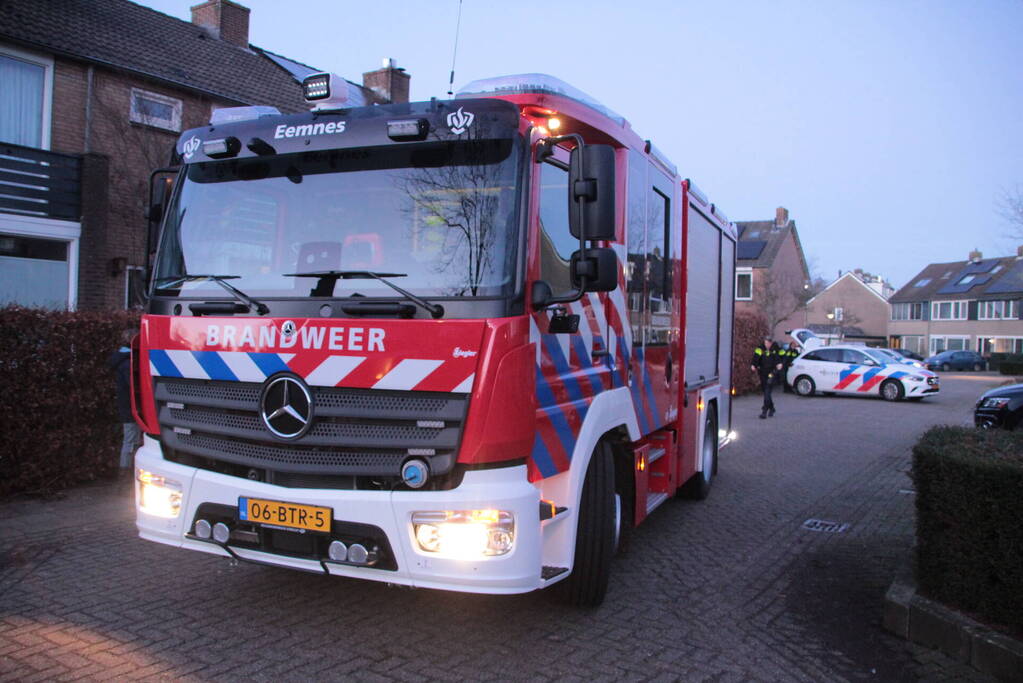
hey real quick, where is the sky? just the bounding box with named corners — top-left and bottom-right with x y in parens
top-left (140, 0), bottom-right (1023, 289)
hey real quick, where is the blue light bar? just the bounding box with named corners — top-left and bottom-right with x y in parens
top-left (456, 73), bottom-right (626, 127)
top-left (209, 106), bottom-right (281, 126)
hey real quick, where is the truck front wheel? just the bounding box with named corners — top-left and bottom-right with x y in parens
top-left (560, 441), bottom-right (615, 607)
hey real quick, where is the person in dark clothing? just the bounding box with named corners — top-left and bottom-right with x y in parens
top-left (108, 329), bottom-right (140, 474)
top-left (751, 336), bottom-right (783, 419)
top-left (781, 342), bottom-right (801, 393)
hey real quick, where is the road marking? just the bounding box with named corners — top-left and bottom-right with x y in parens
top-left (802, 519), bottom-right (850, 533)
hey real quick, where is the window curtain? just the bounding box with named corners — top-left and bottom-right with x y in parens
top-left (0, 55), bottom-right (44, 148)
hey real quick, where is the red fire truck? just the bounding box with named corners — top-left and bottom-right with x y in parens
top-left (133, 73), bottom-right (736, 606)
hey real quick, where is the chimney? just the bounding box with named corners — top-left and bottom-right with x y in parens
top-left (362, 58), bottom-right (410, 104)
top-left (968, 249), bottom-right (983, 263)
top-left (775, 206), bottom-right (789, 228)
top-left (191, 0), bottom-right (250, 48)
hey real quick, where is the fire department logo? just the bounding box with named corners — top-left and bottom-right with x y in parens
top-left (446, 107), bottom-right (474, 135)
top-left (259, 374), bottom-right (314, 440)
top-left (182, 136), bottom-right (201, 159)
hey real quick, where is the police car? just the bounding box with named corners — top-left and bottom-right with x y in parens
top-left (785, 330), bottom-right (939, 401)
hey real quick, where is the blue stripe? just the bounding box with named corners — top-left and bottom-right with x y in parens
top-left (249, 353), bottom-right (290, 377)
top-left (569, 334), bottom-right (604, 395)
top-left (889, 371), bottom-right (907, 380)
top-left (540, 334), bottom-right (586, 403)
top-left (192, 351), bottom-right (238, 381)
top-left (839, 364), bottom-right (861, 381)
top-left (148, 349), bottom-right (182, 378)
top-left (861, 367), bottom-right (882, 383)
top-left (529, 434), bottom-right (558, 478)
top-left (534, 367), bottom-right (578, 461)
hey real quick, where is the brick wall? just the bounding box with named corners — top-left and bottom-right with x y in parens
top-left (49, 56), bottom-right (234, 309)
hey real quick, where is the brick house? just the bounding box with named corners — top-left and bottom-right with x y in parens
top-left (887, 249), bottom-right (1023, 357)
top-left (794, 269), bottom-right (893, 346)
top-left (734, 207), bottom-right (811, 339)
top-left (0, 0), bottom-right (409, 311)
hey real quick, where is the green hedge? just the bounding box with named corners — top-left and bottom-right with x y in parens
top-left (913, 426), bottom-right (1023, 631)
top-left (987, 352), bottom-right (1023, 372)
top-left (998, 360), bottom-right (1023, 376)
top-left (0, 306), bottom-right (140, 497)
top-left (731, 311), bottom-right (769, 396)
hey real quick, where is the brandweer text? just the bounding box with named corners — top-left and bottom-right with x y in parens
top-left (205, 325), bottom-right (385, 352)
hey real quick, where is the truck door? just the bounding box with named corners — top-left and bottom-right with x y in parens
top-left (626, 151), bottom-right (679, 432)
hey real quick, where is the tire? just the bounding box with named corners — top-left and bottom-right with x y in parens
top-left (794, 375), bottom-right (816, 397)
top-left (941, 363), bottom-right (950, 372)
top-left (560, 441), bottom-right (616, 607)
top-left (681, 410), bottom-right (717, 501)
top-left (881, 379), bottom-right (904, 402)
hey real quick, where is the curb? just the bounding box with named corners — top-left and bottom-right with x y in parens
top-left (884, 578), bottom-right (1023, 681)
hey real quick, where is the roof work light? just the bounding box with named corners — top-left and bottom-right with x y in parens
top-left (302, 72), bottom-right (349, 111)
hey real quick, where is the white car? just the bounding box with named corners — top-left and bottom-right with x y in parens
top-left (875, 347), bottom-right (927, 370)
top-left (787, 344), bottom-right (940, 401)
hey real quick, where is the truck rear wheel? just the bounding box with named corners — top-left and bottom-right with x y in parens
top-left (681, 410), bottom-right (717, 500)
top-left (560, 441), bottom-right (615, 608)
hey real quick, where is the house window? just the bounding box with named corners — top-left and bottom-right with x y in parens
top-left (0, 46), bottom-right (53, 149)
top-left (913, 278), bottom-right (931, 288)
top-left (891, 302), bottom-right (925, 321)
top-left (735, 269), bottom-right (752, 300)
top-left (899, 335), bottom-right (925, 355)
top-left (929, 336), bottom-right (968, 354)
top-left (931, 300), bottom-right (968, 320)
top-left (957, 274), bottom-right (976, 285)
top-left (979, 300), bottom-right (1019, 320)
top-left (129, 88), bottom-right (183, 132)
top-left (978, 337), bottom-right (1023, 354)
top-left (832, 307), bottom-right (843, 321)
top-left (0, 229), bottom-right (77, 309)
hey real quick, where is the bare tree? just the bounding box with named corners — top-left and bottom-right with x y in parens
top-left (756, 269), bottom-right (819, 335)
top-left (998, 184), bottom-right (1023, 241)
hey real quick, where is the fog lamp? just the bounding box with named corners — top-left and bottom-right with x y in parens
top-left (137, 470), bottom-right (182, 518)
top-left (411, 509), bottom-right (514, 558)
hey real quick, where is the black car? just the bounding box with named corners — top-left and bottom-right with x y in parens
top-left (924, 349), bottom-right (987, 371)
top-left (890, 348), bottom-right (924, 361)
top-left (975, 383), bottom-right (1023, 430)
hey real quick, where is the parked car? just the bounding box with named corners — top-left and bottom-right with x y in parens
top-left (975, 383), bottom-right (1023, 430)
top-left (788, 345), bottom-right (940, 401)
top-left (924, 350), bottom-right (988, 372)
top-left (876, 348), bottom-right (926, 369)
top-left (890, 348), bottom-right (924, 362)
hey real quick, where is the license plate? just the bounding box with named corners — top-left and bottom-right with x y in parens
top-left (239, 497), bottom-right (332, 533)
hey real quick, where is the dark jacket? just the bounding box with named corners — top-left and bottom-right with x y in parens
top-left (107, 347), bottom-right (132, 423)
top-left (751, 343), bottom-right (783, 381)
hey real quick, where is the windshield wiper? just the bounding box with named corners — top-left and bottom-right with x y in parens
top-left (283, 270), bottom-right (444, 319)
top-left (154, 274), bottom-right (270, 315)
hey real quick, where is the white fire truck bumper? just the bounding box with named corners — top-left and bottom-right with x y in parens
top-left (134, 436), bottom-right (545, 594)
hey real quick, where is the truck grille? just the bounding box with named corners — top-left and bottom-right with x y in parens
top-left (155, 378), bottom-right (468, 487)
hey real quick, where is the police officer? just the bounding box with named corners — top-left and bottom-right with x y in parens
top-left (751, 336), bottom-right (783, 419)
top-left (781, 342), bottom-right (800, 393)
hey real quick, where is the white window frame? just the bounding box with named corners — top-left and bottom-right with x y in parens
top-left (735, 268), bottom-right (752, 301)
top-left (979, 300), bottom-right (1019, 320)
top-left (129, 88), bottom-right (183, 132)
top-left (929, 335), bottom-right (969, 354)
top-left (931, 300), bottom-right (968, 321)
top-left (0, 213), bottom-right (79, 309)
top-left (979, 336), bottom-right (1023, 354)
top-left (0, 43), bottom-right (54, 150)
top-left (833, 306), bottom-right (843, 321)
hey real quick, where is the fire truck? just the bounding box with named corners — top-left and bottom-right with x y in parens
top-left (133, 73), bottom-right (737, 606)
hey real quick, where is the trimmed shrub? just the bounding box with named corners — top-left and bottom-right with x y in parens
top-left (0, 305), bottom-right (140, 497)
top-left (731, 310), bottom-right (769, 396)
top-left (998, 360), bottom-right (1023, 376)
top-left (913, 426), bottom-right (1023, 631)
top-left (987, 352), bottom-right (1023, 372)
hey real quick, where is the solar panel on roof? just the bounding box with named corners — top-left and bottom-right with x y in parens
top-left (936, 261), bottom-right (1000, 294)
top-left (737, 240), bottom-right (767, 260)
top-left (986, 260), bottom-right (1023, 294)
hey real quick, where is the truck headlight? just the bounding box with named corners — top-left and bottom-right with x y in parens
top-left (137, 470), bottom-right (182, 518)
top-left (412, 509), bottom-right (514, 558)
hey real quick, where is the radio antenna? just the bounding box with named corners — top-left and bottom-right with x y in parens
top-left (446, 0), bottom-right (464, 97)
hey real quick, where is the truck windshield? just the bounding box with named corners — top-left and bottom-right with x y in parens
top-left (154, 137), bottom-right (522, 300)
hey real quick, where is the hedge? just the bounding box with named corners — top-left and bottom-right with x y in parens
top-left (986, 352), bottom-right (1023, 373)
top-left (0, 306), bottom-right (140, 497)
top-left (913, 426), bottom-right (1023, 631)
top-left (998, 360), bottom-right (1023, 376)
top-left (731, 310), bottom-right (769, 396)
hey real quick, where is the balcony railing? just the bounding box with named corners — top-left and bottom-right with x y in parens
top-left (0, 142), bottom-right (82, 221)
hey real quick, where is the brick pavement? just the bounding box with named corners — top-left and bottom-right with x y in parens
top-left (0, 373), bottom-right (1004, 681)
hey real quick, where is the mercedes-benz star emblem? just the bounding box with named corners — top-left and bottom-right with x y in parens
top-left (259, 374), bottom-right (313, 440)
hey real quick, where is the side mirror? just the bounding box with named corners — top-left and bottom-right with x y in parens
top-left (568, 144), bottom-right (616, 241)
top-left (571, 248), bottom-right (617, 292)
